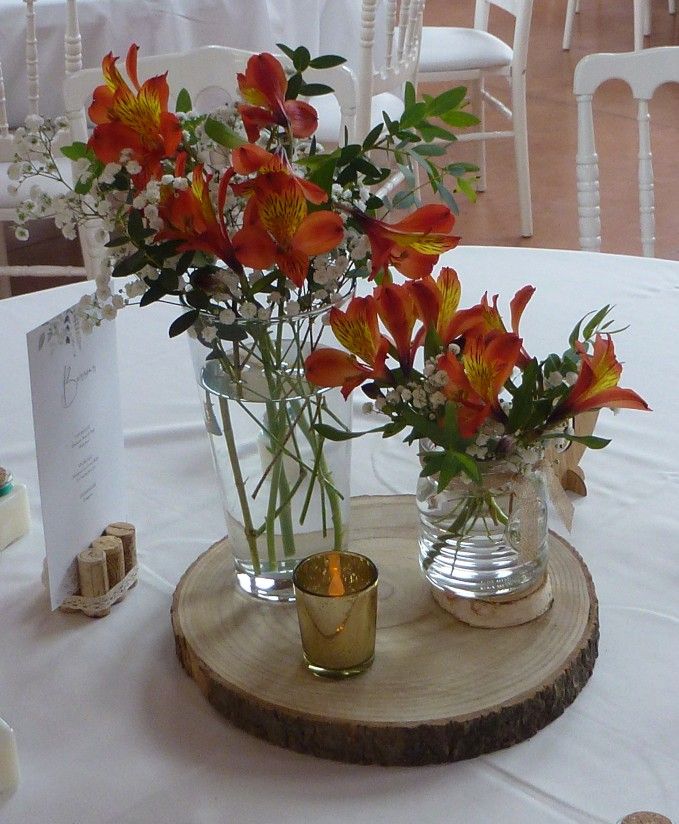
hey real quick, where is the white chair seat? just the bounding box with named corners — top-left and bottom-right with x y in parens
top-left (419, 27), bottom-right (513, 73)
top-left (416, 0), bottom-right (534, 237)
top-left (313, 91), bottom-right (405, 146)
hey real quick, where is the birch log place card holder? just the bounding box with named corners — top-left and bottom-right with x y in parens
top-left (26, 302), bottom-right (133, 616)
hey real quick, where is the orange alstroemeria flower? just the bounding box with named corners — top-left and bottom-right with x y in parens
top-left (305, 296), bottom-right (389, 398)
top-left (410, 267), bottom-right (464, 344)
top-left (436, 331), bottom-right (523, 438)
top-left (436, 351), bottom-right (489, 438)
top-left (88, 44), bottom-right (182, 183)
top-left (554, 334), bottom-right (650, 417)
top-left (237, 52), bottom-right (318, 142)
top-left (352, 205), bottom-right (460, 280)
top-left (448, 285), bottom-right (535, 366)
top-left (156, 161), bottom-right (242, 272)
top-left (462, 332), bottom-right (523, 409)
top-left (231, 171), bottom-right (343, 287)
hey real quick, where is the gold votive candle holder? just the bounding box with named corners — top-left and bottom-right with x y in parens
top-left (293, 551), bottom-right (378, 678)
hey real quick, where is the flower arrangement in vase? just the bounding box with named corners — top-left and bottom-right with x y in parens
top-left (10, 44), bottom-right (478, 601)
top-left (305, 267), bottom-right (650, 608)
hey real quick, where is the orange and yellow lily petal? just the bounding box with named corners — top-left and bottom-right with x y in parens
top-left (557, 335), bottom-right (650, 416)
top-left (510, 285), bottom-right (535, 335)
top-left (304, 298), bottom-right (390, 397)
top-left (237, 52), bottom-right (318, 141)
top-left (410, 266), bottom-right (462, 343)
top-left (352, 205), bottom-right (460, 280)
top-left (374, 282), bottom-right (422, 369)
top-left (327, 296), bottom-right (383, 366)
top-left (304, 348), bottom-right (378, 399)
top-left (461, 332), bottom-right (523, 408)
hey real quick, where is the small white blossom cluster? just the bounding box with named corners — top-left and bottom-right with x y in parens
top-left (545, 366), bottom-right (578, 388)
top-left (364, 358), bottom-right (450, 420)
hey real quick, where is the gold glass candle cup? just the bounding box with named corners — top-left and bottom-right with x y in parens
top-left (293, 551), bottom-right (378, 678)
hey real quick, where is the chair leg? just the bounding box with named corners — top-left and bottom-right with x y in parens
top-left (512, 74), bottom-right (533, 238)
top-left (633, 0), bottom-right (645, 49)
top-left (563, 0), bottom-right (578, 50)
top-left (471, 79), bottom-right (487, 192)
top-left (0, 226), bottom-right (11, 299)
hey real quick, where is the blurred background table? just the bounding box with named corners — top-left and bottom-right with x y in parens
top-left (0, 245), bottom-right (677, 823)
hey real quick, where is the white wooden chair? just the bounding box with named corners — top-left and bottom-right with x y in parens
top-left (0, 0), bottom-right (88, 298)
top-left (416, 0), bottom-right (535, 237)
top-left (312, 0), bottom-right (426, 198)
top-left (573, 46), bottom-right (679, 256)
top-left (563, 0), bottom-right (676, 52)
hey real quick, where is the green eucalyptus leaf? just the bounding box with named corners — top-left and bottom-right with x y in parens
top-left (60, 141), bottom-right (89, 161)
top-left (168, 309), bottom-right (199, 338)
top-left (215, 322), bottom-right (249, 342)
top-left (399, 101), bottom-right (427, 129)
top-left (286, 72), bottom-right (304, 100)
top-left (582, 305), bottom-right (613, 341)
top-left (112, 249), bottom-right (147, 278)
top-left (426, 86), bottom-right (467, 116)
top-left (362, 123), bottom-right (384, 150)
top-left (276, 43), bottom-right (297, 60)
top-left (175, 88), bottom-right (192, 113)
top-left (139, 285), bottom-right (166, 306)
top-left (308, 54), bottom-right (346, 69)
top-left (435, 184), bottom-right (460, 214)
top-left (545, 433), bottom-right (611, 449)
top-left (456, 175), bottom-right (478, 203)
top-left (312, 422), bottom-right (388, 441)
top-left (411, 143), bottom-right (447, 157)
top-left (127, 209), bottom-right (145, 245)
top-left (299, 82), bottom-right (334, 96)
top-left (156, 268), bottom-right (180, 292)
top-left (404, 81), bottom-right (417, 109)
top-left (417, 121), bottom-right (460, 142)
top-left (204, 117), bottom-right (247, 148)
top-left (292, 45), bottom-right (311, 72)
top-left (439, 110), bottom-right (480, 127)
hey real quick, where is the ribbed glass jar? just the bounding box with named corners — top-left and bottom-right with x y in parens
top-left (417, 449), bottom-right (548, 600)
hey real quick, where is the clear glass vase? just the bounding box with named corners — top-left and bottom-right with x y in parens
top-left (417, 449), bottom-right (548, 600)
top-left (190, 311), bottom-right (351, 603)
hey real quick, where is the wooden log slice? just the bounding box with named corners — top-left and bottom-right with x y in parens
top-left (171, 495), bottom-right (599, 766)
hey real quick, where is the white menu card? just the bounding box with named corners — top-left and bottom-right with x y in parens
top-left (27, 304), bottom-right (125, 609)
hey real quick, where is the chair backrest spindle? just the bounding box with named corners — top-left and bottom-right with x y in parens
top-left (64, 0), bottom-right (83, 76)
top-left (573, 46), bottom-right (679, 256)
top-left (24, 0), bottom-right (40, 117)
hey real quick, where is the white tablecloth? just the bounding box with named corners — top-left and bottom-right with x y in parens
top-left (0, 0), bottom-right (368, 127)
top-left (1, 246), bottom-right (677, 823)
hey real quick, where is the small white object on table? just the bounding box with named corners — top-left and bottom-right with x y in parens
top-left (0, 718), bottom-right (19, 795)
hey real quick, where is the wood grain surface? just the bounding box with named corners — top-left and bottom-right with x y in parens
top-left (171, 495), bottom-right (599, 765)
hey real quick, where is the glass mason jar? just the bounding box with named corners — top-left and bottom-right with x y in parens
top-left (417, 446), bottom-right (548, 600)
top-left (190, 308), bottom-right (351, 603)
